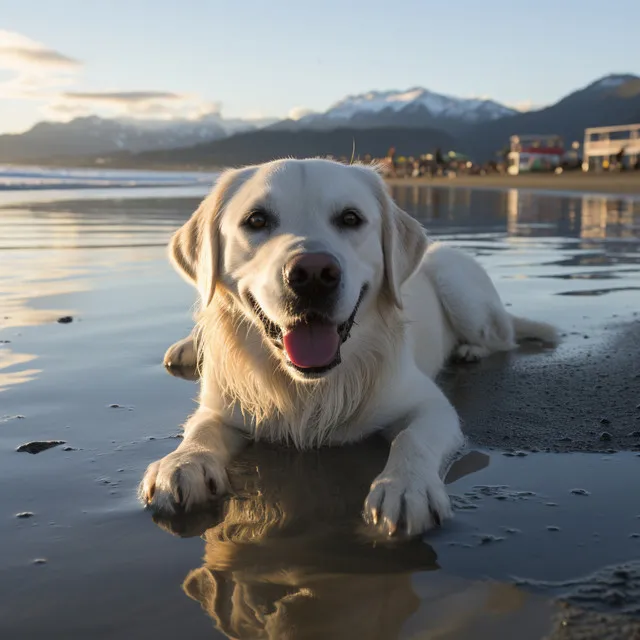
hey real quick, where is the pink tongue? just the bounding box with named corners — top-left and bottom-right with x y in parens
top-left (283, 322), bottom-right (340, 368)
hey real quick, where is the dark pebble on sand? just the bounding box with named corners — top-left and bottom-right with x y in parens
top-left (32, 559), bottom-right (47, 565)
top-left (16, 440), bottom-right (65, 454)
top-left (630, 533), bottom-right (640, 539)
top-left (57, 316), bottom-right (73, 324)
top-left (0, 339), bottom-right (10, 344)
top-left (16, 512), bottom-right (34, 519)
top-left (571, 488), bottom-right (591, 496)
top-left (478, 534), bottom-right (504, 545)
top-left (599, 431), bottom-right (612, 442)
top-left (600, 418), bottom-right (611, 425)
top-left (547, 526), bottom-right (561, 532)
top-left (108, 404), bottom-right (122, 408)
top-left (62, 446), bottom-right (77, 451)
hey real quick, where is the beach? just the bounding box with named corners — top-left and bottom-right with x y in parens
top-left (387, 170), bottom-right (640, 196)
top-left (1, 172), bottom-right (640, 639)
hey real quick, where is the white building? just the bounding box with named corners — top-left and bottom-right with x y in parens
top-left (582, 124), bottom-right (640, 171)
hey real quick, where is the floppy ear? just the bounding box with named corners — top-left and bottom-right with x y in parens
top-left (169, 169), bottom-right (241, 308)
top-left (380, 190), bottom-right (429, 309)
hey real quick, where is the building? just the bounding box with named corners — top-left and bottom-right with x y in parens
top-left (506, 134), bottom-right (564, 175)
top-left (582, 124), bottom-right (640, 171)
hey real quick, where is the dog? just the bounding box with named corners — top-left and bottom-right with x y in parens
top-left (140, 158), bottom-right (557, 536)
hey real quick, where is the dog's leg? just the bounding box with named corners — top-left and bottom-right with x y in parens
top-left (364, 377), bottom-right (464, 536)
top-left (423, 243), bottom-right (517, 359)
top-left (424, 243), bottom-right (558, 359)
top-left (164, 334), bottom-right (199, 369)
top-left (139, 408), bottom-right (247, 514)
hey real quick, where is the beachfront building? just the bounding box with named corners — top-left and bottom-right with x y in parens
top-left (506, 134), bottom-right (564, 175)
top-left (582, 124), bottom-right (640, 171)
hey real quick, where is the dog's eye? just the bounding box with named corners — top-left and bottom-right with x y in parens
top-left (244, 210), bottom-right (269, 230)
top-left (336, 208), bottom-right (364, 229)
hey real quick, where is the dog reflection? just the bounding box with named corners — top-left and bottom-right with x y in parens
top-left (153, 440), bottom-right (488, 639)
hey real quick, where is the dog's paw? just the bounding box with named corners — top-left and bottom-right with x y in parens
top-left (139, 449), bottom-right (228, 514)
top-left (164, 336), bottom-right (198, 370)
top-left (453, 343), bottom-right (489, 363)
top-left (363, 470), bottom-right (452, 537)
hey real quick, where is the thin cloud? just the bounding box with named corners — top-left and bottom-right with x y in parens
top-left (0, 29), bottom-right (81, 109)
top-left (46, 91), bottom-right (223, 121)
top-left (0, 30), bottom-right (81, 71)
top-left (288, 106), bottom-right (315, 120)
top-left (62, 91), bottom-right (182, 103)
top-left (507, 99), bottom-right (545, 113)
top-left (0, 46), bottom-right (80, 68)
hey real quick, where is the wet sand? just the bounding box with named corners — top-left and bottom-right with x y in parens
top-left (387, 171), bottom-right (640, 196)
top-left (1, 185), bottom-right (639, 639)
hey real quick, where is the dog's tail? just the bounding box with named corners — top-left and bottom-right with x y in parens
top-left (509, 314), bottom-right (560, 346)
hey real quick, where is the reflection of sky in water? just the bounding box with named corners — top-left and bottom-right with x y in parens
top-left (0, 186), bottom-right (639, 393)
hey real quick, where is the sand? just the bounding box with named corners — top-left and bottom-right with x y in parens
top-left (386, 171), bottom-right (640, 195)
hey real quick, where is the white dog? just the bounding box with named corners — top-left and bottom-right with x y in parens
top-left (140, 158), bottom-right (557, 536)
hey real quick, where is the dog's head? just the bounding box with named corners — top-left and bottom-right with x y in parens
top-left (170, 159), bottom-right (427, 380)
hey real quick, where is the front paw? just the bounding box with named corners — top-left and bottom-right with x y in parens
top-left (164, 336), bottom-right (199, 378)
top-left (139, 449), bottom-right (228, 514)
top-left (363, 470), bottom-right (452, 537)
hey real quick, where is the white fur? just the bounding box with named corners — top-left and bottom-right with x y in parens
top-left (143, 158), bottom-right (558, 536)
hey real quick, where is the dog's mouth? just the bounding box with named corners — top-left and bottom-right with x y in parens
top-left (246, 285), bottom-right (368, 376)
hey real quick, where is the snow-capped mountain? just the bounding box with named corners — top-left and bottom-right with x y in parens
top-left (320, 88), bottom-right (515, 122)
top-left (277, 87), bottom-right (518, 133)
top-left (583, 73), bottom-right (638, 92)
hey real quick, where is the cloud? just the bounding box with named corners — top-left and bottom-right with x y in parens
top-left (507, 99), bottom-right (544, 113)
top-left (0, 30), bottom-right (82, 105)
top-left (62, 91), bottom-right (182, 103)
top-left (0, 32), bottom-right (222, 125)
top-left (0, 29), bottom-right (80, 72)
top-left (288, 106), bottom-right (315, 120)
top-left (0, 46), bottom-right (80, 69)
top-left (45, 90), bottom-right (223, 121)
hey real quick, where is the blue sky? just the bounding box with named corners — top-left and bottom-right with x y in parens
top-left (1, 0), bottom-right (639, 133)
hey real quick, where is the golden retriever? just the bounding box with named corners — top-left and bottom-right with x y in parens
top-left (140, 158), bottom-right (557, 536)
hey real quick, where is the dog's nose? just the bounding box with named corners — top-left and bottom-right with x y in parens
top-left (284, 252), bottom-right (341, 295)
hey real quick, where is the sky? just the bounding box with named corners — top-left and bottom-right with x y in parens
top-left (1, 0), bottom-right (639, 134)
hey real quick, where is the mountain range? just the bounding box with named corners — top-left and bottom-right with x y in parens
top-left (1, 73), bottom-right (639, 166)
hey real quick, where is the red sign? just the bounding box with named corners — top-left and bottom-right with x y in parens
top-left (520, 147), bottom-right (564, 155)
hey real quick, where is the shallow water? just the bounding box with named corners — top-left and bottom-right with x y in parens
top-left (1, 184), bottom-right (639, 639)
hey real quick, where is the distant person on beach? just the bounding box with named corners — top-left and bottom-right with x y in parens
top-left (435, 147), bottom-right (444, 169)
top-left (387, 146), bottom-right (397, 177)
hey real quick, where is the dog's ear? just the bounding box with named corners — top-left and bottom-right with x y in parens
top-left (169, 169), bottom-right (244, 308)
top-left (351, 163), bottom-right (428, 309)
top-left (183, 568), bottom-right (228, 631)
top-left (379, 187), bottom-right (429, 310)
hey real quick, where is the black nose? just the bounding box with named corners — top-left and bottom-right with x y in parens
top-left (284, 252), bottom-right (341, 296)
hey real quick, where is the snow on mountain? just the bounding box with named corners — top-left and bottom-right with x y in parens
top-left (300, 87), bottom-right (517, 125)
top-left (584, 73), bottom-right (639, 92)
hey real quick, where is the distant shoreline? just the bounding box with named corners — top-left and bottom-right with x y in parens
top-left (385, 171), bottom-right (640, 196)
top-left (2, 162), bottom-right (639, 197)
